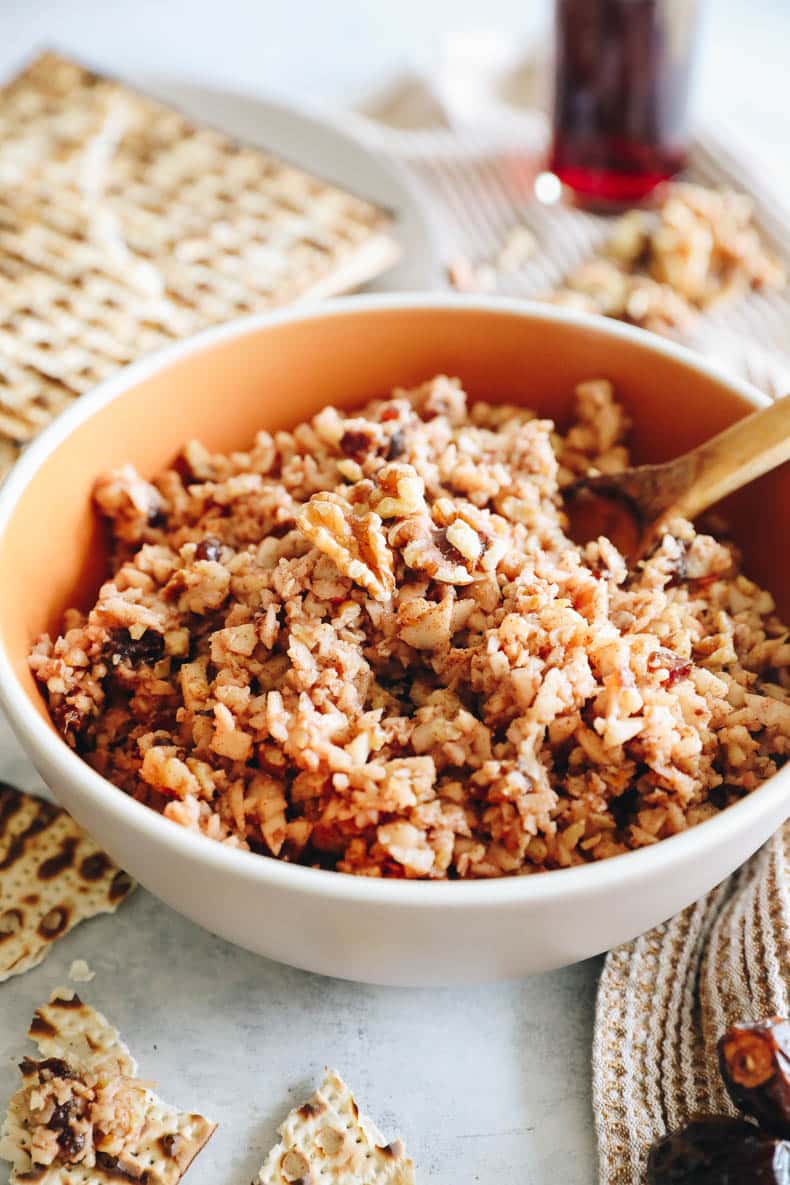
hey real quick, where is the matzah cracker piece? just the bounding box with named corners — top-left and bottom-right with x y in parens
top-left (27, 990), bottom-right (136, 1077)
top-left (0, 51), bottom-right (400, 478)
top-left (0, 988), bottom-right (216, 1185)
top-left (259, 1070), bottom-right (415, 1185)
top-left (0, 784), bottom-right (135, 982)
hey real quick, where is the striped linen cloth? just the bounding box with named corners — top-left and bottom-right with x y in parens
top-left (593, 826), bottom-right (790, 1184)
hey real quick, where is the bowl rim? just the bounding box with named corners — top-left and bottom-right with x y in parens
top-left (0, 291), bottom-right (786, 909)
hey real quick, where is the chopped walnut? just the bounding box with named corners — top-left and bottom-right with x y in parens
top-left (396, 594), bottom-right (454, 650)
top-left (389, 518), bottom-right (468, 584)
top-left (447, 256), bottom-right (497, 294)
top-left (31, 373), bottom-right (790, 882)
top-left (622, 275), bottom-right (696, 335)
top-left (606, 209), bottom-right (650, 266)
top-left (18, 1058), bottom-right (148, 1171)
top-left (297, 492), bottom-right (395, 601)
top-left (93, 465), bottom-right (165, 543)
top-left (166, 558), bottom-right (231, 615)
top-left (389, 499), bottom-right (509, 587)
top-left (372, 462), bottom-right (427, 519)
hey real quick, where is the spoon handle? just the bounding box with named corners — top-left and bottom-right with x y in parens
top-left (671, 393), bottom-right (790, 521)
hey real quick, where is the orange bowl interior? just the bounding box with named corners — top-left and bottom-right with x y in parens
top-left (1, 304), bottom-right (789, 730)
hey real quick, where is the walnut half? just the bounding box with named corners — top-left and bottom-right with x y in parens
top-left (297, 492), bottom-right (395, 601)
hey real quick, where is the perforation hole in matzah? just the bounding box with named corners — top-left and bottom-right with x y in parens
top-left (0, 51), bottom-right (400, 478)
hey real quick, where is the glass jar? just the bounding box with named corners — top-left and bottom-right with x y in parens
top-left (549, 0), bottom-right (701, 208)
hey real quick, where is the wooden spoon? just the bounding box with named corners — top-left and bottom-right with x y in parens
top-left (565, 393), bottom-right (790, 558)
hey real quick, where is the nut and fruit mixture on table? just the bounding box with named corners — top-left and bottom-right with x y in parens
top-left (546, 182), bottom-right (786, 336)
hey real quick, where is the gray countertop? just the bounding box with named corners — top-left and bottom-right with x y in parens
top-left (0, 714), bottom-right (600, 1185)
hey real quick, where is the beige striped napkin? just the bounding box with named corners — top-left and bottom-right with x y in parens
top-left (594, 823), bottom-right (790, 1184)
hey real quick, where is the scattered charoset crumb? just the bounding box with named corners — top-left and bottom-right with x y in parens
top-left (258, 1070), bottom-right (414, 1185)
top-left (29, 376), bottom-right (790, 879)
top-left (0, 988), bottom-right (216, 1184)
top-left (0, 784), bottom-right (135, 982)
top-left (547, 182), bottom-right (786, 335)
top-left (446, 225), bottom-right (539, 293)
top-left (446, 255), bottom-right (497, 293)
top-left (496, 224), bottom-right (538, 273)
top-left (69, 959), bottom-right (95, 983)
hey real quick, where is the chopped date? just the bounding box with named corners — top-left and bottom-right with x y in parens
top-left (386, 430), bottom-right (406, 460)
top-left (647, 1116), bottom-right (790, 1184)
top-left (665, 660), bottom-right (693, 687)
top-left (647, 648), bottom-right (693, 686)
top-left (47, 1100), bottom-right (73, 1131)
top-left (57, 1126), bottom-right (86, 1162)
top-left (95, 1151), bottom-right (131, 1175)
top-left (719, 1018), bottom-right (790, 1138)
top-left (339, 429), bottom-right (373, 459)
top-left (609, 784), bottom-right (639, 830)
top-left (195, 535), bottom-right (223, 562)
top-left (109, 629), bottom-right (165, 666)
top-left (22, 1057), bottom-right (76, 1080)
top-left (52, 702), bottom-right (84, 737)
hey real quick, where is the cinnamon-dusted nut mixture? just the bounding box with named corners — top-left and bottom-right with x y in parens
top-left (546, 182), bottom-right (786, 336)
top-left (30, 377), bottom-right (790, 878)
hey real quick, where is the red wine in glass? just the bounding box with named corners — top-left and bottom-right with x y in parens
top-left (549, 0), bottom-right (700, 208)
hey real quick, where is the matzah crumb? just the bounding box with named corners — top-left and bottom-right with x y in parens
top-left (69, 958), bottom-right (95, 983)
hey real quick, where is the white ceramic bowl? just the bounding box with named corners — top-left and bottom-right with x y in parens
top-left (0, 296), bottom-right (788, 986)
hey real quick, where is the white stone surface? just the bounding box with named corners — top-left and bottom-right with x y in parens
top-left (0, 710), bottom-right (599, 1185)
top-left (0, 3), bottom-right (787, 1181)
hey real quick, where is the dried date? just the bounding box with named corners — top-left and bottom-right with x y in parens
top-left (109, 628), bottom-right (165, 666)
top-left (339, 429), bottom-right (373, 459)
top-left (57, 1126), bottom-right (86, 1162)
top-left (647, 647), bottom-right (693, 687)
top-left (647, 1116), bottom-right (790, 1184)
top-left (719, 1019), bottom-right (790, 1138)
top-left (194, 535), bottom-right (223, 563)
top-left (386, 430), bottom-right (406, 460)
